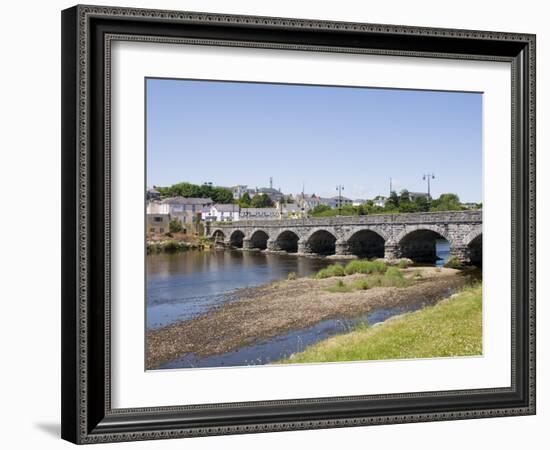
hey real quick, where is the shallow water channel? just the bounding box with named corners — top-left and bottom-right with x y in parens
top-left (148, 243), bottom-right (454, 370)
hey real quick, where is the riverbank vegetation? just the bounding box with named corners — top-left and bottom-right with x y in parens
top-left (147, 234), bottom-right (213, 254)
top-left (278, 283), bottom-right (482, 364)
top-left (325, 266), bottom-right (412, 292)
top-left (316, 260), bottom-right (387, 279)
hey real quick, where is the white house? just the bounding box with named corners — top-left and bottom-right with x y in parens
top-left (146, 202), bottom-right (170, 234)
top-left (275, 201), bottom-right (302, 218)
top-left (204, 204), bottom-right (240, 222)
top-left (328, 196), bottom-right (353, 208)
top-left (372, 196), bottom-right (387, 207)
top-left (161, 197), bottom-right (213, 224)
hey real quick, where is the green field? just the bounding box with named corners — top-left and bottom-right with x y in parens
top-left (278, 283), bottom-right (482, 364)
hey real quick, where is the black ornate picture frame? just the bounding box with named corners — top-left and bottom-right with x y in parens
top-left (61, 4), bottom-right (536, 444)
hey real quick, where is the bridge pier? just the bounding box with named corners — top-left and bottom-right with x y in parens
top-left (450, 245), bottom-right (469, 264)
top-left (266, 239), bottom-right (281, 252)
top-left (335, 240), bottom-right (350, 256)
top-left (384, 243), bottom-right (400, 260)
top-left (242, 238), bottom-right (253, 250)
top-left (297, 240), bottom-right (312, 255)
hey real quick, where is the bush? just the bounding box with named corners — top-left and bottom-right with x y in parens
top-left (161, 240), bottom-right (182, 253)
top-left (169, 219), bottom-right (183, 233)
top-left (344, 260), bottom-right (387, 275)
top-left (412, 269), bottom-right (423, 278)
top-left (444, 257), bottom-right (464, 269)
top-left (316, 264), bottom-right (345, 279)
top-left (287, 272), bottom-right (297, 281)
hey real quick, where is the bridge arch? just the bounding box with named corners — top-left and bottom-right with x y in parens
top-left (346, 229), bottom-right (386, 259)
top-left (306, 229), bottom-right (337, 256)
top-left (229, 230), bottom-right (245, 248)
top-left (249, 229), bottom-right (270, 250)
top-left (463, 228), bottom-right (482, 247)
top-left (464, 229), bottom-right (482, 267)
top-left (211, 229), bottom-right (226, 242)
top-left (275, 229), bottom-right (300, 253)
top-left (395, 225), bottom-right (451, 264)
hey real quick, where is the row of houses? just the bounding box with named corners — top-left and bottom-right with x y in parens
top-left (145, 188), bottom-right (438, 235)
top-left (146, 196), bottom-right (302, 235)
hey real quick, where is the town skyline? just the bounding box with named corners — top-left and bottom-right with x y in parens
top-left (148, 177), bottom-right (468, 204)
top-left (147, 78), bottom-right (483, 203)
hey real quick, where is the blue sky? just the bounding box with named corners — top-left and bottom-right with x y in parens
top-left (146, 78), bottom-right (482, 202)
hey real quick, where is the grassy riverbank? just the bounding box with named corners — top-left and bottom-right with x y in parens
top-left (278, 283), bottom-right (482, 364)
top-left (147, 233), bottom-right (214, 254)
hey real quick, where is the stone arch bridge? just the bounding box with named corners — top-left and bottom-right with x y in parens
top-left (207, 210), bottom-right (482, 265)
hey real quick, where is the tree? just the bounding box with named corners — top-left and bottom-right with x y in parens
top-left (430, 193), bottom-right (463, 211)
top-left (239, 192), bottom-right (251, 207)
top-left (414, 195), bottom-right (430, 212)
top-left (399, 189), bottom-right (411, 205)
top-left (250, 193), bottom-right (274, 208)
top-left (211, 187), bottom-right (233, 204)
top-left (310, 204), bottom-right (332, 216)
top-left (385, 191), bottom-right (399, 209)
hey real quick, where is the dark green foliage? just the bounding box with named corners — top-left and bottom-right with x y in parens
top-left (169, 219), bottom-right (183, 233)
top-left (239, 192), bottom-right (252, 207)
top-left (250, 193), bottom-right (274, 208)
top-left (157, 181), bottom-right (233, 204)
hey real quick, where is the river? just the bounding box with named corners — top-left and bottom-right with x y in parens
top-left (147, 250), bottom-right (344, 330)
top-left (147, 243), bottom-right (452, 368)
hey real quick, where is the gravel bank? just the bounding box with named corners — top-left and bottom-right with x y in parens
top-left (146, 267), bottom-right (469, 369)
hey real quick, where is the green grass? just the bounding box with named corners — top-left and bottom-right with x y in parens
top-left (279, 283), bottom-right (482, 363)
top-left (328, 267), bottom-right (410, 292)
top-left (287, 272), bottom-right (297, 281)
top-left (326, 279), bottom-right (353, 293)
top-left (344, 260), bottom-right (387, 275)
top-left (444, 256), bottom-right (464, 269)
top-left (397, 259), bottom-right (411, 268)
top-left (316, 264), bottom-right (346, 279)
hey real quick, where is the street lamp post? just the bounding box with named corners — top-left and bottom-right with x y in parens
top-left (336, 185), bottom-right (344, 216)
top-left (422, 173), bottom-right (435, 199)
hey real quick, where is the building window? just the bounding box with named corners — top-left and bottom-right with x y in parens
top-left (159, 228), bottom-right (164, 233)
top-left (154, 216), bottom-right (163, 222)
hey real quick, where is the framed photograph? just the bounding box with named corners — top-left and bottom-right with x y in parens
top-left (61, 5), bottom-right (536, 444)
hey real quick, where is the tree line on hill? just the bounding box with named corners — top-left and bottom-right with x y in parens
top-left (310, 191), bottom-right (481, 217)
top-left (156, 181), bottom-right (295, 208)
top-left (156, 182), bottom-right (234, 204)
top-left (155, 182), bottom-right (480, 216)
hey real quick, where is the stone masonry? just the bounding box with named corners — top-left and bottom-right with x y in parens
top-left (208, 210), bottom-right (482, 263)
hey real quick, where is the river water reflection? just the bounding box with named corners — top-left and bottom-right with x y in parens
top-left (147, 244), bottom-right (451, 331)
top-left (147, 250), bottom-right (345, 330)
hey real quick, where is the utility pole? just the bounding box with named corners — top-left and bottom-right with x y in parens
top-left (389, 177), bottom-right (393, 197)
top-left (422, 173), bottom-right (435, 199)
top-left (336, 185), bottom-right (344, 216)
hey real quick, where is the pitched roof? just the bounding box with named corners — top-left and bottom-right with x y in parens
top-left (162, 196), bottom-right (213, 205)
top-left (213, 204), bottom-right (239, 212)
